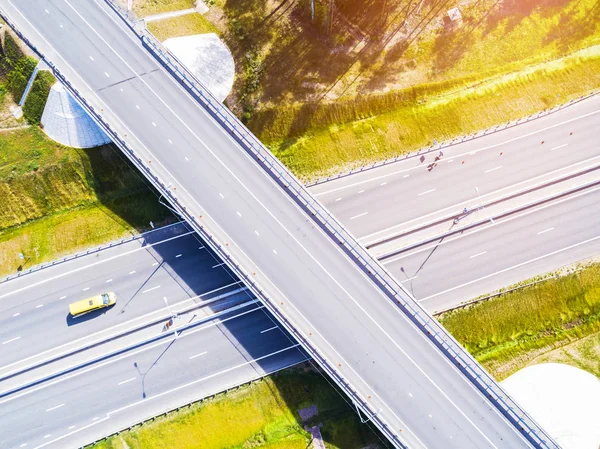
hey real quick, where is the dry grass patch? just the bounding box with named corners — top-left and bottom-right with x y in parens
top-left (132, 0), bottom-right (195, 17)
top-left (267, 49), bottom-right (600, 179)
top-left (147, 12), bottom-right (219, 41)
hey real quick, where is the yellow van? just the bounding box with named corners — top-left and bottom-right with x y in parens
top-left (69, 292), bottom-right (117, 317)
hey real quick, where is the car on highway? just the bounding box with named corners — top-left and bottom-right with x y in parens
top-left (69, 292), bottom-right (117, 317)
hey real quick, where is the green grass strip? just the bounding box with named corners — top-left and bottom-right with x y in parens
top-left (439, 263), bottom-right (600, 379)
top-left (91, 368), bottom-right (382, 449)
top-left (262, 50), bottom-right (600, 180)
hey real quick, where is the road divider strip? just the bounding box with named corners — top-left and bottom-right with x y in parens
top-left (368, 163), bottom-right (600, 252)
top-left (0, 301), bottom-right (260, 402)
top-left (378, 178), bottom-right (600, 262)
top-left (0, 285), bottom-right (248, 383)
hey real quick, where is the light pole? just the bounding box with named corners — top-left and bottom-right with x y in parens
top-left (163, 296), bottom-right (178, 338)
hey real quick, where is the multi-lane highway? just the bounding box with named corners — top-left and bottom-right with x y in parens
top-left (2, 1), bottom-right (547, 448)
top-left (2, 179), bottom-right (599, 447)
top-left (314, 94), bottom-right (600, 247)
top-left (0, 224), bottom-right (248, 368)
top-left (1, 305), bottom-right (307, 449)
top-left (1, 0), bottom-right (596, 447)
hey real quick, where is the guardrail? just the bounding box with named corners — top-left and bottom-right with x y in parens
top-left (0, 11), bottom-right (407, 449)
top-left (306, 90), bottom-right (600, 187)
top-left (1, 5), bottom-right (559, 448)
top-left (0, 221), bottom-right (189, 285)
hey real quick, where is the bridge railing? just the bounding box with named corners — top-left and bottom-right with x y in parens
top-left (3, 3), bottom-right (559, 447)
top-left (0, 9), bottom-right (407, 448)
top-left (116, 15), bottom-right (558, 449)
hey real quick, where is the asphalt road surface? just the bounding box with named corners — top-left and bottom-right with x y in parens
top-left (386, 184), bottom-right (600, 312)
top-left (0, 224), bottom-right (250, 369)
top-left (0, 305), bottom-right (308, 449)
top-left (1, 1), bottom-right (539, 448)
top-left (313, 95), bottom-right (600, 245)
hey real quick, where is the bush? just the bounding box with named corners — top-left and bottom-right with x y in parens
top-left (23, 70), bottom-right (55, 124)
top-left (0, 32), bottom-right (25, 75)
top-left (0, 32), bottom-right (37, 101)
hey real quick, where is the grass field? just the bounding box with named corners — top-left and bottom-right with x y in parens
top-left (439, 262), bottom-right (600, 380)
top-left (142, 0), bottom-right (600, 179)
top-left (0, 195), bottom-right (171, 277)
top-left (147, 13), bottom-right (219, 42)
top-left (91, 367), bottom-right (384, 449)
top-left (268, 48), bottom-right (600, 179)
top-left (132, 0), bottom-right (195, 17)
top-left (87, 262), bottom-right (600, 448)
top-left (532, 329), bottom-right (600, 378)
top-left (0, 111), bottom-right (174, 277)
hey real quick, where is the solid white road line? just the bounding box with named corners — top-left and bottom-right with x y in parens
top-left (260, 326), bottom-right (278, 334)
top-left (45, 404), bottom-right (65, 412)
top-left (1, 282), bottom-right (245, 377)
top-left (2, 230), bottom-right (194, 302)
top-left (189, 351), bottom-right (208, 360)
top-left (400, 276), bottom-right (418, 284)
top-left (420, 235), bottom-right (600, 302)
top-left (361, 158), bottom-right (600, 244)
top-left (142, 286), bottom-right (161, 294)
top-left (484, 166), bottom-right (502, 173)
top-left (41, 5), bottom-right (475, 445)
top-left (537, 227), bottom-right (555, 235)
top-left (469, 251), bottom-right (487, 259)
top-left (418, 189), bottom-right (436, 196)
top-left (32, 4), bottom-right (513, 443)
top-left (2, 336), bottom-right (21, 345)
top-left (384, 184), bottom-right (600, 266)
top-left (117, 377), bottom-right (136, 386)
top-left (551, 143), bottom-right (568, 151)
top-left (350, 212), bottom-right (368, 220)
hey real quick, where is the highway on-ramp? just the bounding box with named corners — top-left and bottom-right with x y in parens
top-left (1, 1), bottom-right (546, 448)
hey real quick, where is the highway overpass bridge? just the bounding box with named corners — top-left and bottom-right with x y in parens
top-left (0, 1), bottom-right (559, 447)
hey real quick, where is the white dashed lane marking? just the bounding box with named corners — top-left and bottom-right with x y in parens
top-left (469, 251), bottom-right (487, 259)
